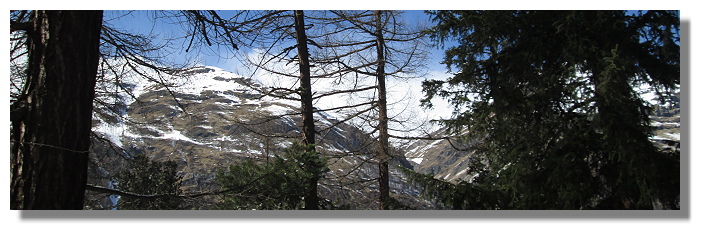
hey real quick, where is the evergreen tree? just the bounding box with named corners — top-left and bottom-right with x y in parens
top-left (419, 10), bottom-right (679, 209)
top-left (215, 143), bottom-right (328, 210)
top-left (113, 155), bottom-right (184, 210)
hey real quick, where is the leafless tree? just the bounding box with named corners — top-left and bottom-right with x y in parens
top-left (234, 10), bottom-right (430, 209)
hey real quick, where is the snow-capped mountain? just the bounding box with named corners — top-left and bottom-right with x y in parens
top-left (88, 65), bottom-right (432, 209)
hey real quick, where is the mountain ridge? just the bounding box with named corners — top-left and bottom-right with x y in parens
top-left (88, 65), bottom-right (433, 209)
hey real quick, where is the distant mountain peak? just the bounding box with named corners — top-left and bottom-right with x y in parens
top-left (88, 64), bottom-right (430, 209)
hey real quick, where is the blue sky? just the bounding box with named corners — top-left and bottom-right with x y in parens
top-left (104, 10), bottom-right (451, 76)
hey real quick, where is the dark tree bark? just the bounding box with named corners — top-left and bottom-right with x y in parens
top-left (10, 10), bottom-right (103, 210)
top-left (374, 10), bottom-right (391, 210)
top-left (293, 10), bottom-right (319, 210)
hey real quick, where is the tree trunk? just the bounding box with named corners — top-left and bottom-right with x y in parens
top-left (293, 10), bottom-right (319, 210)
top-left (10, 10), bottom-right (103, 210)
top-left (374, 10), bottom-right (391, 210)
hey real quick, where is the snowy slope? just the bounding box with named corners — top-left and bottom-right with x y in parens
top-left (88, 64), bottom-right (431, 209)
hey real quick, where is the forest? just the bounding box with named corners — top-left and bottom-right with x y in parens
top-left (9, 10), bottom-right (680, 210)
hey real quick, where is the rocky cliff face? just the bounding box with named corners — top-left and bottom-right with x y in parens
top-left (87, 66), bottom-right (432, 209)
top-left (403, 134), bottom-right (476, 183)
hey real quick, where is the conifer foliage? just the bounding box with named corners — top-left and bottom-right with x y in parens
top-left (113, 155), bottom-right (184, 210)
top-left (418, 10), bottom-right (680, 209)
top-left (215, 143), bottom-right (328, 210)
